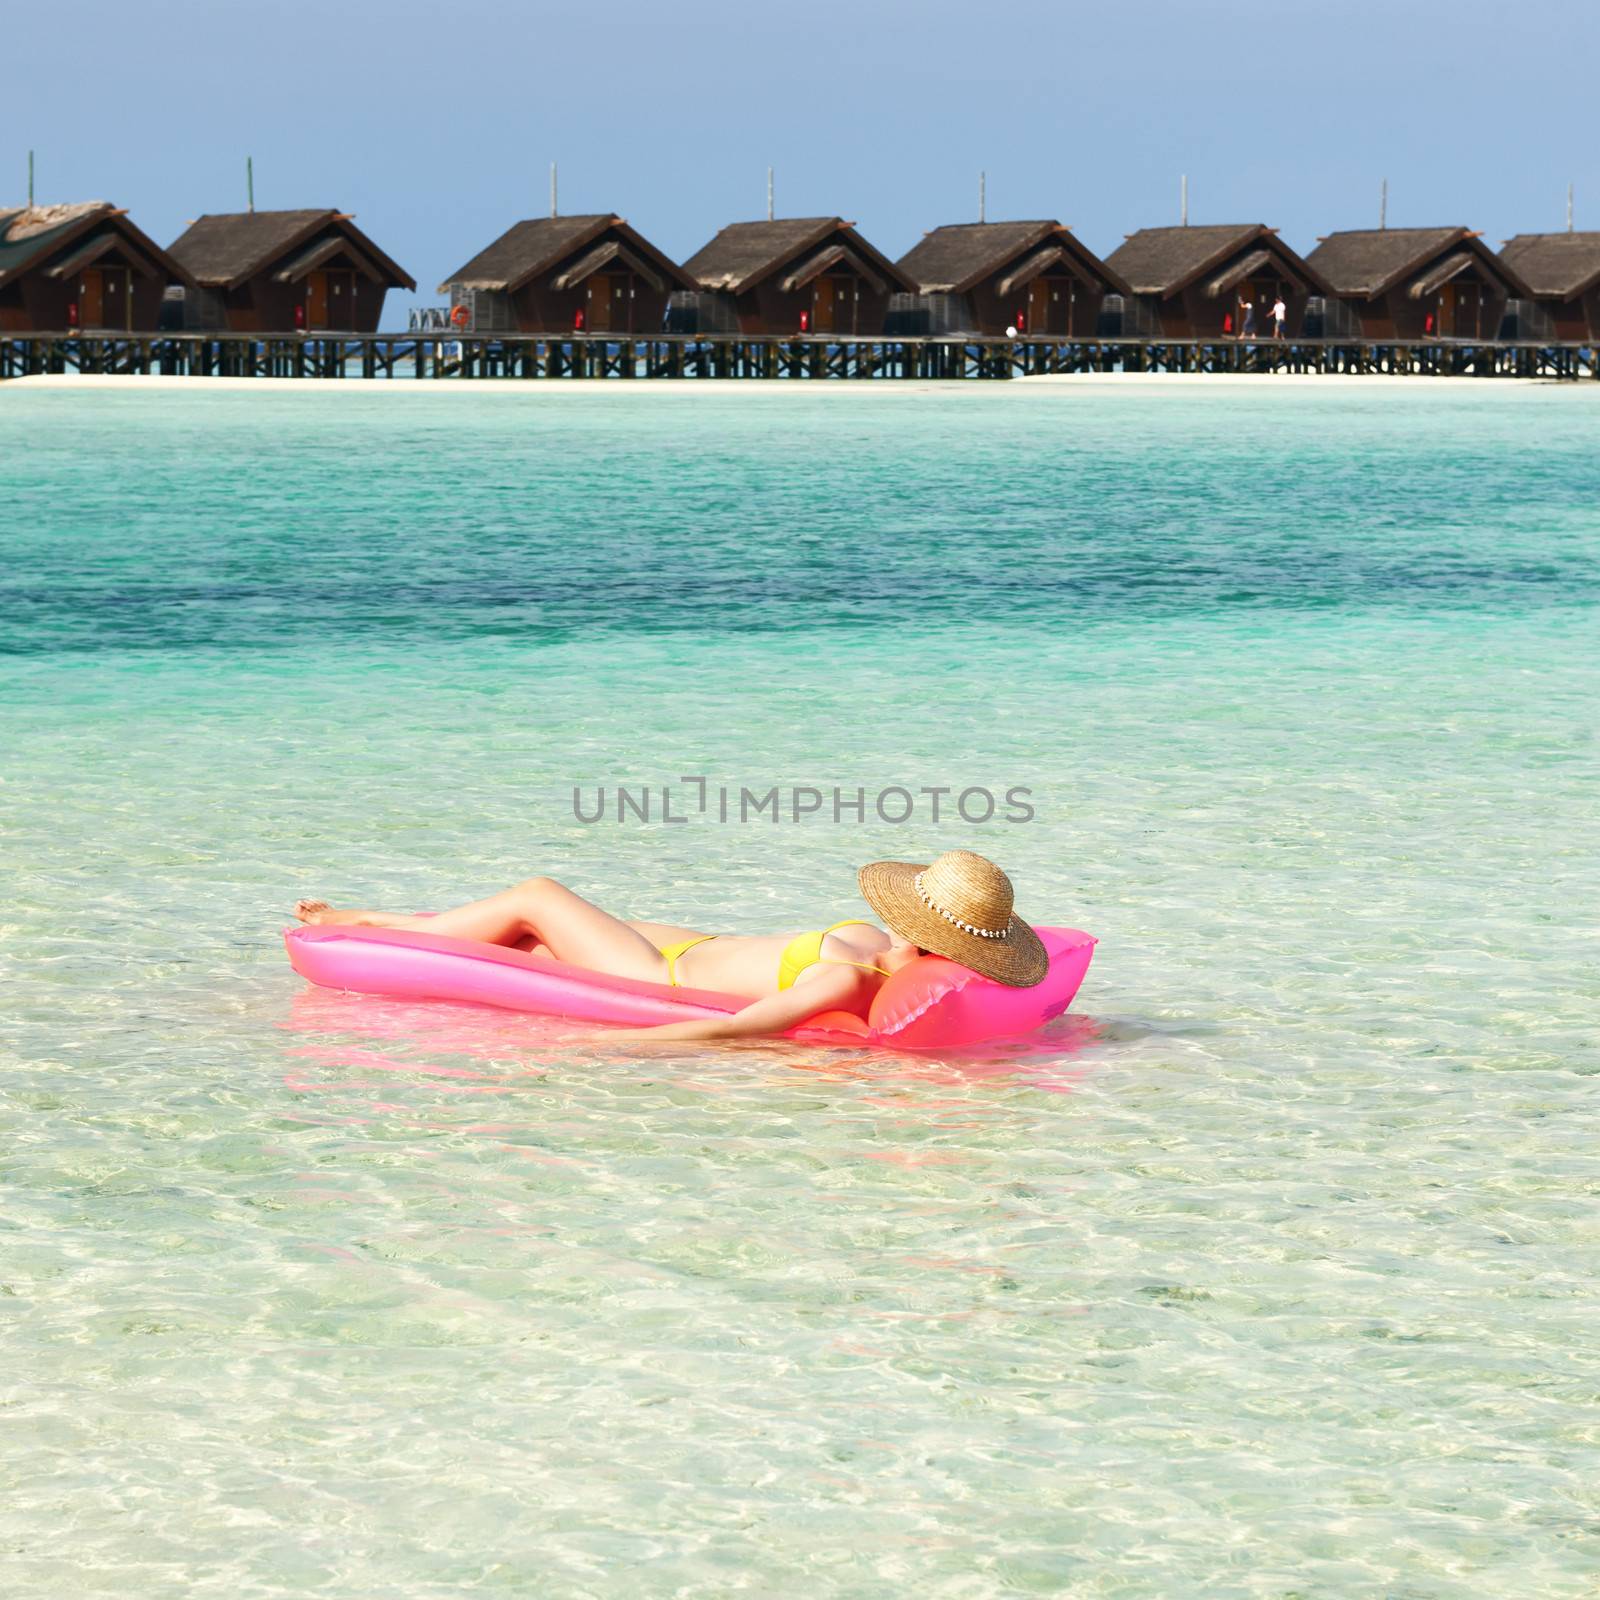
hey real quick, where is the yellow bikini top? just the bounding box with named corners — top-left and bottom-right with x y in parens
top-left (777, 919), bottom-right (891, 991)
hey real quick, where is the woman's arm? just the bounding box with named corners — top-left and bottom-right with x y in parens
top-left (629, 966), bottom-right (864, 1042)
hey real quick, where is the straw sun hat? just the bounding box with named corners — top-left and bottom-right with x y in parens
top-left (858, 849), bottom-right (1048, 988)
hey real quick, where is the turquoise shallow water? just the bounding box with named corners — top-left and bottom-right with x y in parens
top-left (3, 382), bottom-right (1599, 1597)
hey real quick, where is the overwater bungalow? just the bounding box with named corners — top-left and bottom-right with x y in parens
top-left (1102, 224), bottom-right (1327, 338)
top-left (439, 214), bottom-right (693, 335)
top-left (1497, 233), bottom-right (1600, 342)
top-left (677, 218), bottom-right (912, 336)
top-left (0, 202), bottom-right (189, 332)
top-left (891, 221), bottom-right (1129, 337)
top-left (166, 210), bottom-right (414, 333)
top-left (1304, 228), bottom-right (1527, 341)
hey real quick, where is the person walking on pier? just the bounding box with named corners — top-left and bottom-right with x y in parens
top-left (1271, 295), bottom-right (1287, 339)
top-left (1238, 293), bottom-right (1257, 340)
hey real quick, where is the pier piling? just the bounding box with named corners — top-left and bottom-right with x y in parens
top-left (1, 333), bottom-right (1594, 383)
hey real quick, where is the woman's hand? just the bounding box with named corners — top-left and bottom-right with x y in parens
top-left (624, 1017), bottom-right (738, 1043)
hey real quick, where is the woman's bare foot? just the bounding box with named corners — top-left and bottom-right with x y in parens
top-left (293, 899), bottom-right (372, 927)
top-left (293, 899), bottom-right (421, 930)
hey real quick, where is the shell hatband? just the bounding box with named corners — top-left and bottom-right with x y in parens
top-left (913, 872), bottom-right (1011, 939)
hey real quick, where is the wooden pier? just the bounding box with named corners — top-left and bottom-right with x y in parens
top-left (2, 332), bottom-right (1596, 383)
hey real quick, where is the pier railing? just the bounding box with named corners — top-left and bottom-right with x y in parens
top-left (2, 333), bottom-right (1595, 382)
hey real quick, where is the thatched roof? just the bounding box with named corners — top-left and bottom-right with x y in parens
top-left (682, 218), bottom-right (912, 296)
top-left (48, 229), bottom-right (165, 283)
top-left (1205, 248), bottom-right (1273, 298)
top-left (1304, 228), bottom-right (1526, 299)
top-left (0, 202), bottom-right (191, 288)
top-left (780, 241), bottom-right (886, 296)
top-left (1103, 224), bottom-right (1328, 298)
top-left (439, 215), bottom-right (692, 294)
top-left (1409, 251), bottom-right (1476, 299)
top-left (273, 234), bottom-right (384, 285)
top-left (1499, 232), bottom-right (1600, 300)
top-left (897, 220), bottom-right (1130, 296)
top-left (168, 210), bottom-right (415, 290)
top-left (551, 238), bottom-right (672, 294)
top-left (0, 200), bottom-right (108, 241)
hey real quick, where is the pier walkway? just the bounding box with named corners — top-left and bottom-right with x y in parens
top-left (2, 333), bottom-right (1595, 382)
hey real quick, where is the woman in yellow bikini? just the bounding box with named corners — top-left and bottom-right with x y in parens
top-left (293, 849), bottom-right (1046, 1041)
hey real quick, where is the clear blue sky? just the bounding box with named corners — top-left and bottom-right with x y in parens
top-left (12, 0), bottom-right (1597, 327)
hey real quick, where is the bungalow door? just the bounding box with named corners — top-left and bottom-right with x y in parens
top-left (324, 270), bottom-right (355, 332)
top-left (1025, 279), bottom-right (1046, 335)
top-left (77, 269), bottom-right (104, 329)
top-left (98, 267), bottom-right (131, 330)
top-left (306, 271), bottom-right (329, 329)
top-left (587, 275), bottom-right (629, 334)
top-left (1248, 279), bottom-right (1285, 335)
top-left (812, 276), bottom-right (836, 334)
top-left (1026, 277), bottom-right (1072, 336)
top-left (815, 275), bottom-right (862, 334)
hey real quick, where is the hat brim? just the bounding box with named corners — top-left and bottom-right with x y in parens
top-left (857, 860), bottom-right (1049, 988)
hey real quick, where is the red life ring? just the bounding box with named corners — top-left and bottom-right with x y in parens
top-left (449, 303), bottom-right (470, 330)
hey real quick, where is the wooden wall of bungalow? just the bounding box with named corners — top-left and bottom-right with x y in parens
top-left (894, 221), bottom-right (1130, 337)
top-left (1304, 229), bottom-right (1528, 341)
top-left (1498, 233), bottom-right (1600, 342)
top-left (167, 211), bottom-right (414, 333)
top-left (440, 215), bottom-right (693, 335)
top-left (680, 219), bottom-right (913, 336)
top-left (1103, 225), bottom-right (1328, 339)
top-left (0, 203), bottom-right (189, 332)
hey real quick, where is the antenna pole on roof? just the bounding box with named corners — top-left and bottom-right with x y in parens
top-left (247, 155), bottom-right (255, 213)
top-left (1568, 182), bottom-right (1575, 233)
top-left (1380, 177), bottom-right (1387, 230)
top-left (767, 166), bottom-right (774, 222)
top-left (27, 149), bottom-right (34, 207)
top-left (1180, 174), bottom-right (1188, 227)
top-left (550, 162), bottom-right (557, 220)
top-left (979, 171), bottom-right (986, 224)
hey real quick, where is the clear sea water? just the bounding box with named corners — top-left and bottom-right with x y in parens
top-left (3, 380), bottom-right (1598, 1598)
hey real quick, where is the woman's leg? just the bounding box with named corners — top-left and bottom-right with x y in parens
top-left (295, 879), bottom-right (668, 980)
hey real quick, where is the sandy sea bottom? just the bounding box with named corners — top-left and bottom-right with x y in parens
top-left (2, 382), bottom-right (1598, 1597)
